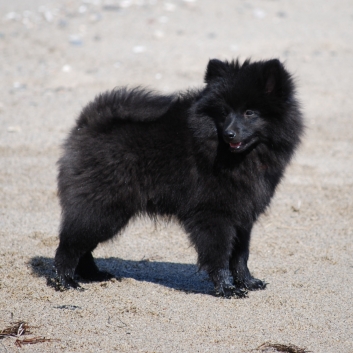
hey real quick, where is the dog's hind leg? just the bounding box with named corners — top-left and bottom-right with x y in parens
top-left (229, 226), bottom-right (267, 291)
top-left (54, 211), bottom-right (130, 289)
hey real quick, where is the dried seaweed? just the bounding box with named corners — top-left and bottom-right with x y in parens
top-left (0, 321), bottom-right (58, 348)
top-left (15, 337), bottom-right (56, 348)
top-left (257, 342), bottom-right (311, 353)
top-left (0, 322), bottom-right (31, 338)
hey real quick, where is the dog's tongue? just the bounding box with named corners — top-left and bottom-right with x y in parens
top-left (230, 142), bottom-right (242, 149)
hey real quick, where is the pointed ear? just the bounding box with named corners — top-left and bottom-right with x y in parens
top-left (204, 59), bottom-right (228, 83)
top-left (264, 59), bottom-right (283, 95)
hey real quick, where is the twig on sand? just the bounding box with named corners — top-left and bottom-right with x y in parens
top-left (0, 322), bottom-right (32, 338)
top-left (0, 321), bottom-right (59, 348)
top-left (107, 315), bottom-right (128, 328)
top-left (15, 337), bottom-right (57, 348)
top-left (257, 342), bottom-right (311, 353)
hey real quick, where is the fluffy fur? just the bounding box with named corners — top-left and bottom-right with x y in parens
top-left (54, 58), bottom-right (303, 297)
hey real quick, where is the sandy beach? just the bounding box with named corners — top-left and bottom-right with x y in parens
top-left (0, 0), bottom-right (352, 352)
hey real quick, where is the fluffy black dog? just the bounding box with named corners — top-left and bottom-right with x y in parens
top-left (55, 58), bottom-right (303, 297)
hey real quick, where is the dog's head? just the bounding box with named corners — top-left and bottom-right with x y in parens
top-left (198, 58), bottom-right (298, 154)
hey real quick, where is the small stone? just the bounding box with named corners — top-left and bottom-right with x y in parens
top-left (132, 45), bottom-right (146, 53)
top-left (291, 200), bottom-right (302, 212)
top-left (62, 65), bottom-right (72, 72)
top-left (164, 3), bottom-right (176, 11)
top-left (69, 34), bottom-right (83, 46)
top-left (43, 10), bottom-right (54, 22)
top-left (120, 0), bottom-right (132, 8)
top-left (5, 12), bottom-right (21, 21)
top-left (7, 126), bottom-right (21, 133)
top-left (13, 82), bottom-right (27, 90)
top-left (78, 5), bottom-right (88, 13)
top-left (253, 8), bottom-right (266, 19)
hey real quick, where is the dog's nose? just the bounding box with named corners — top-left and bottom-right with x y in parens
top-left (223, 130), bottom-right (236, 140)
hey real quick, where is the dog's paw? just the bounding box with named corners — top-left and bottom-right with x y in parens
top-left (47, 268), bottom-right (84, 292)
top-left (215, 283), bottom-right (248, 298)
top-left (78, 269), bottom-right (115, 282)
top-left (211, 269), bottom-right (248, 298)
top-left (234, 277), bottom-right (267, 291)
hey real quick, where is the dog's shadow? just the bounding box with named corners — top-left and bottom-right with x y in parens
top-left (30, 256), bottom-right (213, 295)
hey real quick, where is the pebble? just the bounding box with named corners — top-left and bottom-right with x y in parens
top-left (132, 45), bottom-right (146, 53)
top-left (253, 8), bottom-right (266, 19)
top-left (120, 0), bottom-right (132, 8)
top-left (78, 5), bottom-right (88, 13)
top-left (69, 35), bottom-right (83, 46)
top-left (13, 82), bottom-right (27, 90)
top-left (62, 65), bottom-right (72, 72)
top-left (43, 10), bottom-right (54, 22)
top-left (5, 12), bottom-right (21, 21)
top-left (7, 126), bottom-right (22, 133)
top-left (164, 3), bottom-right (176, 12)
top-left (38, 6), bottom-right (54, 22)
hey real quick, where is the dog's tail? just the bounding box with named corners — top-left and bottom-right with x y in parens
top-left (78, 87), bottom-right (177, 130)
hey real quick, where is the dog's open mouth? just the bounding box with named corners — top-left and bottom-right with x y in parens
top-left (229, 140), bottom-right (248, 152)
top-left (229, 142), bottom-right (242, 149)
top-left (228, 137), bottom-right (256, 153)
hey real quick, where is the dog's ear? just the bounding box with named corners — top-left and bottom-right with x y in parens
top-left (263, 59), bottom-right (283, 95)
top-left (205, 59), bottom-right (228, 83)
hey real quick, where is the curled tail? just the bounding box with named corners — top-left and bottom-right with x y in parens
top-left (77, 87), bottom-right (177, 130)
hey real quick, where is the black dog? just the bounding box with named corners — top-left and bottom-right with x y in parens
top-left (54, 58), bottom-right (303, 297)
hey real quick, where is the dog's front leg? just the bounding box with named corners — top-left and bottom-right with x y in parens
top-left (182, 214), bottom-right (247, 298)
top-left (230, 226), bottom-right (267, 291)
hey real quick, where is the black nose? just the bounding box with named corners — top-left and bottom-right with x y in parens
top-left (223, 130), bottom-right (236, 140)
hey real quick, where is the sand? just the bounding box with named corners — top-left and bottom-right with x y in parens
top-left (0, 0), bottom-right (352, 352)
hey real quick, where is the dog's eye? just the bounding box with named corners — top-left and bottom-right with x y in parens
top-left (245, 110), bottom-right (255, 117)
